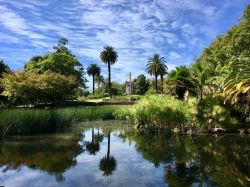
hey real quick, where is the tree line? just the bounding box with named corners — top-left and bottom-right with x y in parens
top-left (0, 3), bottom-right (249, 121)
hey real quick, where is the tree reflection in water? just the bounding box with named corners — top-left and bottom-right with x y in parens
top-left (0, 133), bottom-right (84, 181)
top-left (0, 127), bottom-right (249, 186)
top-left (123, 130), bottom-right (250, 187)
top-left (99, 130), bottom-right (117, 176)
top-left (86, 127), bottom-right (100, 155)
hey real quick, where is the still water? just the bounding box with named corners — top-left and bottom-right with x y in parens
top-left (0, 123), bottom-right (249, 187)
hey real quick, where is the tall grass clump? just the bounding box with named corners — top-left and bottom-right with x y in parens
top-left (129, 95), bottom-right (196, 129)
top-left (0, 105), bottom-right (130, 136)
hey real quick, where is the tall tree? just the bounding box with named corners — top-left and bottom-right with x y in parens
top-left (53, 38), bottom-right (71, 55)
top-left (191, 61), bottom-right (209, 101)
top-left (100, 46), bottom-right (118, 97)
top-left (87, 64), bottom-right (101, 94)
top-left (25, 38), bottom-right (86, 89)
top-left (0, 59), bottom-right (10, 78)
top-left (158, 62), bottom-right (168, 94)
top-left (147, 54), bottom-right (166, 92)
top-left (0, 59), bottom-right (11, 101)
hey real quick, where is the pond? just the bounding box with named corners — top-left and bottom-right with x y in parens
top-left (0, 122), bottom-right (250, 187)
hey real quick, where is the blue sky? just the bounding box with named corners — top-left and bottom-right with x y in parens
top-left (0, 0), bottom-right (249, 87)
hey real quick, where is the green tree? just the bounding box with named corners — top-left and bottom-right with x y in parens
top-left (87, 64), bottom-right (101, 94)
top-left (222, 56), bottom-right (250, 105)
top-left (134, 74), bottom-right (149, 95)
top-left (0, 59), bottom-right (11, 102)
top-left (53, 38), bottom-right (71, 55)
top-left (147, 54), bottom-right (166, 92)
top-left (194, 4), bottom-right (250, 122)
top-left (166, 66), bottom-right (195, 100)
top-left (1, 71), bottom-right (78, 105)
top-left (0, 59), bottom-right (11, 77)
top-left (158, 62), bottom-right (168, 94)
top-left (25, 38), bottom-right (85, 89)
top-left (100, 46), bottom-right (118, 97)
top-left (191, 61), bottom-right (209, 101)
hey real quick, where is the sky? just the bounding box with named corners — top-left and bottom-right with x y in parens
top-left (0, 0), bottom-right (249, 88)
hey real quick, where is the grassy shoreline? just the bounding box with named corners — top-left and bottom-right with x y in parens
top-left (0, 95), bottom-right (249, 137)
top-left (0, 105), bottom-right (130, 136)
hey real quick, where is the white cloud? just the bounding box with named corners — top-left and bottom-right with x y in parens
top-left (0, 0), bottom-right (245, 89)
top-left (168, 51), bottom-right (182, 60)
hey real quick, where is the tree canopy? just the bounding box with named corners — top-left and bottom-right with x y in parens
top-left (25, 38), bottom-right (85, 88)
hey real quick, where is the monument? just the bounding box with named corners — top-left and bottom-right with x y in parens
top-left (125, 72), bottom-right (134, 95)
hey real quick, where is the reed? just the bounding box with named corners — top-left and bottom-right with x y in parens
top-left (0, 105), bottom-right (129, 136)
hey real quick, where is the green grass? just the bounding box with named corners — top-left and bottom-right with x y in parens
top-left (0, 105), bottom-right (130, 136)
top-left (0, 95), bottom-right (197, 136)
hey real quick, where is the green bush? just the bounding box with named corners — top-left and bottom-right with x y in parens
top-left (196, 95), bottom-right (240, 130)
top-left (128, 95), bottom-right (195, 129)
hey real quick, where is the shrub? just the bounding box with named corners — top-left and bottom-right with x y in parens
top-left (129, 95), bottom-right (195, 129)
top-left (196, 95), bottom-right (240, 130)
top-left (1, 71), bottom-right (78, 105)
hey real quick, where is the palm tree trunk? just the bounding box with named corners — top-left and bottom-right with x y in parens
top-left (92, 75), bottom-right (95, 94)
top-left (161, 74), bottom-right (164, 94)
top-left (107, 131), bottom-right (110, 159)
top-left (155, 74), bottom-right (158, 91)
top-left (108, 63), bottom-right (112, 97)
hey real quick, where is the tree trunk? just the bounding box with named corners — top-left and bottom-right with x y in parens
top-left (108, 63), bottom-right (112, 97)
top-left (161, 74), bottom-right (164, 94)
top-left (92, 75), bottom-right (95, 94)
top-left (155, 74), bottom-right (158, 92)
top-left (107, 131), bottom-right (110, 159)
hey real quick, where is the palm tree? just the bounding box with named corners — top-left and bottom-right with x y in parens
top-left (166, 66), bottom-right (195, 100)
top-left (100, 46), bottom-right (118, 97)
top-left (158, 62), bottom-right (168, 94)
top-left (191, 62), bottom-right (208, 101)
top-left (87, 64), bottom-right (101, 94)
top-left (99, 131), bottom-right (117, 176)
top-left (222, 57), bottom-right (250, 105)
top-left (147, 54), bottom-right (166, 92)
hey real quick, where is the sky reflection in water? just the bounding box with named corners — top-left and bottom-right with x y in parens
top-left (0, 125), bottom-right (249, 187)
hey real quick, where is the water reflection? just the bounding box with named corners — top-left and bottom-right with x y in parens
top-left (86, 127), bottom-right (100, 155)
top-left (124, 130), bottom-right (250, 186)
top-left (99, 131), bottom-right (117, 176)
top-left (0, 126), bottom-right (249, 187)
top-left (0, 133), bottom-right (84, 181)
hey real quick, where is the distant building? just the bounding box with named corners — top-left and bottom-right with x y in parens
top-left (125, 72), bottom-right (134, 95)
